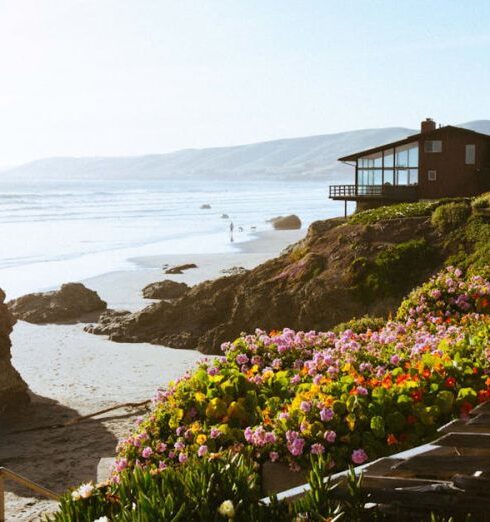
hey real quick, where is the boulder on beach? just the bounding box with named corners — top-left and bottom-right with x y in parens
top-left (220, 266), bottom-right (248, 276)
top-left (142, 280), bottom-right (190, 300)
top-left (86, 215), bottom-right (441, 355)
top-left (165, 263), bottom-right (198, 275)
top-left (0, 289), bottom-right (29, 415)
top-left (200, 204), bottom-right (211, 209)
top-left (269, 215), bottom-right (302, 230)
top-left (8, 283), bottom-right (107, 324)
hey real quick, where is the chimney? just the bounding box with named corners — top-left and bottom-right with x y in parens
top-left (421, 118), bottom-right (436, 133)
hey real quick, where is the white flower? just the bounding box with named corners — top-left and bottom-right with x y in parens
top-left (218, 499), bottom-right (235, 519)
top-left (72, 482), bottom-right (94, 500)
top-left (94, 517), bottom-right (109, 522)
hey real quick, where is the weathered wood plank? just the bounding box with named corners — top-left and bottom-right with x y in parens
top-left (434, 433), bottom-right (490, 449)
top-left (469, 401), bottom-right (490, 416)
top-left (390, 455), bottom-right (490, 479)
top-left (468, 413), bottom-right (490, 425)
top-left (452, 473), bottom-right (490, 494)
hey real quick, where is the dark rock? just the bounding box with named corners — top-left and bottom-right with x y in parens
top-left (220, 266), bottom-right (248, 276)
top-left (0, 289), bottom-right (29, 415)
top-left (86, 216), bottom-right (442, 354)
top-left (142, 280), bottom-right (189, 300)
top-left (269, 215), bottom-right (302, 230)
top-left (200, 204), bottom-right (211, 209)
top-left (221, 214), bottom-right (229, 219)
top-left (165, 263), bottom-right (198, 274)
top-left (8, 283), bottom-right (107, 324)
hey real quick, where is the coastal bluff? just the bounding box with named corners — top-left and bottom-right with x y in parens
top-left (86, 214), bottom-right (449, 354)
top-left (0, 289), bottom-right (29, 414)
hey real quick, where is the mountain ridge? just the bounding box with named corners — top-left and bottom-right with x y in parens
top-left (2, 121), bottom-right (489, 182)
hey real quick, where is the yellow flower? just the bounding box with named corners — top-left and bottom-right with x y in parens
top-left (196, 433), bottom-right (207, 445)
top-left (190, 421), bottom-right (201, 433)
top-left (194, 392), bottom-right (206, 403)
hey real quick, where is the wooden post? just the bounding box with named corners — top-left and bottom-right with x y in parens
top-left (344, 200), bottom-right (347, 217)
top-left (0, 471), bottom-right (5, 522)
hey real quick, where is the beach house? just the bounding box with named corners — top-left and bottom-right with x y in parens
top-left (330, 119), bottom-right (490, 212)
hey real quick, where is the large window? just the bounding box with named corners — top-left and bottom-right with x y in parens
top-left (357, 142), bottom-right (418, 186)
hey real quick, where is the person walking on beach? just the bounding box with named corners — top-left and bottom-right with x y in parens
top-left (229, 221), bottom-right (234, 242)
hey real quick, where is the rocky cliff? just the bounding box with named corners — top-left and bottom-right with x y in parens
top-left (0, 289), bottom-right (29, 415)
top-left (87, 215), bottom-right (448, 354)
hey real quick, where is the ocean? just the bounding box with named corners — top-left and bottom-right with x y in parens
top-left (0, 178), bottom-right (349, 299)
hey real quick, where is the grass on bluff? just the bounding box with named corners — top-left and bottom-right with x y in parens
top-left (348, 198), bottom-right (471, 225)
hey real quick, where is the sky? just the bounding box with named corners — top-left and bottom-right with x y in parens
top-left (0, 0), bottom-right (489, 166)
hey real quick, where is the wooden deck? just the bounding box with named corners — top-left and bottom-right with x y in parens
top-left (329, 184), bottom-right (419, 202)
top-left (332, 401), bottom-right (490, 520)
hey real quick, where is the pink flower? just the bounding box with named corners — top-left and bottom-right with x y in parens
top-left (114, 457), bottom-right (128, 472)
top-left (310, 443), bottom-right (325, 455)
top-left (320, 408), bottom-right (334, 422)
top-left (141, 447), bottom-right (153, 459)
top-left (178, 453), bottom-right (188, 463)
top-left (236, 354), bottom-right (249, 365)
top-left (390, 355), bottom-right (400, 365)
top-left (269, 451), bottom-right (279, 462)
top-left (351, 449), bottom-right (368, 465)
top-left (287, 437), bottom-right (305, 456)
top-left (324, 430), bottom-right (336, 443)
top-left (300, 401), bottom-right (311, 413)
top-left (197, 445), bottom-right (208, 457)
top-left (210, 428), bottom-right (221, 439)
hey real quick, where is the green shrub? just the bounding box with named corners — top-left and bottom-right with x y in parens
top-left (472, 192), bottom-right (490, 210)
top-left (444, 216), bottom-right (490, 278)
top-left (333, 315), bottom-right (385, 334)
top-left (355, 239), bottom-right (436, 299)
top-left (431, 202), bottom-right (471, 233)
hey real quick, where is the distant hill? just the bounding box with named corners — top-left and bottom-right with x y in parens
top-left (1, 121), bottom-right (489, 182)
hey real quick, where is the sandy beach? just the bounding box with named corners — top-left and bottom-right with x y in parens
top-left (1, 228), bottom-right (304, 521)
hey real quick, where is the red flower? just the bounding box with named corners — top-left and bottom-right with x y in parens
top-left (460, 401), bottom-right (473, 417)
top-left (411, 390), bottom-right (423, 402)
top-left (444, 377), bottom-right (456, 388)
top-left (387, 434), bottom-right (398, 446)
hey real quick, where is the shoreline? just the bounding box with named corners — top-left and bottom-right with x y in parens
top-left (3, 227), bottom-right (305, 520)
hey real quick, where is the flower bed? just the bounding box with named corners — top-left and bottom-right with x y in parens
top-left (48, 267), bottom-right (490, 520)
top-left (114, 267), bottom-right (490, 477)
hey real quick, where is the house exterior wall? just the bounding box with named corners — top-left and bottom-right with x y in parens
top-left (418, 128), bottom-right (490, 199)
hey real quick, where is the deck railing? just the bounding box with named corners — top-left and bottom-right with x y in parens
top-left (329, 184), bottom-right (418, 201)
top-left (0, 467), bottom-right (59, 522)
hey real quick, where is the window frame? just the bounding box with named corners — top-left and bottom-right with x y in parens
top-left (428, 170), bottom-right (437, 181)
top-left (465, 144), bottom-right (476, 165)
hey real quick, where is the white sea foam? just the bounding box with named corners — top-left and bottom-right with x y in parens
top-left (0, 178), bottom-right (348, 298)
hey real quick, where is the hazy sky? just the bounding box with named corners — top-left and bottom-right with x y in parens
top-left (1, 0), bottom-right (489, 165)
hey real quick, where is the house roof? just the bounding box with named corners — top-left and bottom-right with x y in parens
top-left (338, 125), bottom-right (490, 162)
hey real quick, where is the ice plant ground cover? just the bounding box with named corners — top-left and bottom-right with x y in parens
top-left (114, 267), bottom-right (490, 475)
top-left (48, 267), bottom-right (490, 520)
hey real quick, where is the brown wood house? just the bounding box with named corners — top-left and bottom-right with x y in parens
top-left (330, 119), bottom-right (490, 212)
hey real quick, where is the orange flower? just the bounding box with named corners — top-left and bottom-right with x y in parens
top-left (387, 434), bottom-right (398, 446)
